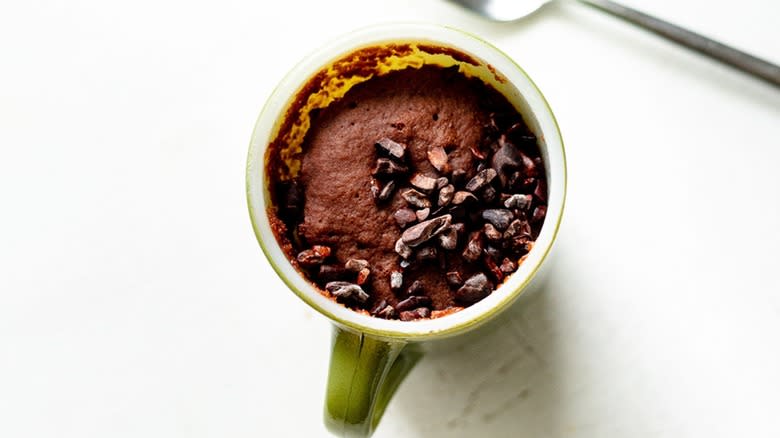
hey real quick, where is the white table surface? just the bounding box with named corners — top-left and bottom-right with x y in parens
top-left (2, 1), bottom-right (779, 437)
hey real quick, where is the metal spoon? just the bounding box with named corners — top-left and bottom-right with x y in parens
top-left (450, 0), bottom-right (780, 87)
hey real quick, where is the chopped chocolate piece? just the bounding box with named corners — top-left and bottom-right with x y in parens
top-left (296, 245), bottom-right (332, 267)
top-left (446, 271), bottom-right (463, 288)
top-left (438, 184), bottom-right (455, 206)
top-left (318, 264), bottom-right (348, 282)
top-left (399, 308), bottom-right (431, 321)
top-left (518, 151), bottom-right (538, 177)
top-left (410, 173), bottom-right (438, 193)
top-left (504, 219), bottom-right (531, 240)
top-left (401, 188), bottom-right (432, 209)
top-left (500, 258), bottom-right (517, 274)
top-left (504, 194), bottom-right (533, 210)
top-left (406, 280), bottom-right (424, 296)
top-left (462, 231), bottom-right (484, 262)
top-left (484, 245), bottom-right (502, 260)
top-left (470, 145), bottom-right (487, 160)
top-left (325, 281), bottom-right (369, 304)
top-left (279, 179), bottom-right (304, 220)
top-left (427, 146), bottom-right (451, 173)
top-left (451, 222), bottom-right (466, 235)
top-left (455, 273), bottom-right (493, 305)
top-left (465, 168), bottom-right (497, 192)
top-left (437, 226), bottom-right (458, 250)
top-left (372, 158), bottom-right (408, 178)
top-left (451, 169), bottom-right (467, 186)
top-left (371, 300), bottom-right (397, 319)
top-left (374, 137), bottom-right (407, 161)
top-left (483, 223), bottom-right (502, 241)
top-left (395, 238), bottom-right (413, 259)
top-left (484, 255), bottom-right (504, 282)
top-left (345, 258), bottom-right (369, 272)
top-left (396, 295), bottom-right (432, 312)
top-left (491, 136), bottom-right (520, 185)
top-left (356, 268), bottom-right (371, 285)
top-left (416, 246), bottom-right (437, 262)
top-left (415, 208), bottom-right (430, 222)
top-left (401, 214), bottom-right (452, 247)
top-left (390, 271), bottom-right (403, 290)
top-left (531, 205), bottom-right (547, 224)
top-left (393, 207), bottom-right (417, 228)
top-left (482, 209), bottom-right (514, 230)
top-left (482, 186), bottom-right (497, 203)
top-left (436, 177), bottom-right (449, 190)
top-left (451, 191), bottom-right (477, 206)
top-left (533, 179), bottom-right (547, 202)
top-left (369, 178), bottom-right (381, 199)
top-left (377, 305), bottom-right (397, 319)
top-left (377, 179), bottom-right (396, 201)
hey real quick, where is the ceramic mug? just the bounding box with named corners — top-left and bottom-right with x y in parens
top-left (246, 23), bottom-right (566, 437)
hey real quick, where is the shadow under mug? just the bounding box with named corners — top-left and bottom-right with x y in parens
top-left (246, 23), bottom-right (566, 437)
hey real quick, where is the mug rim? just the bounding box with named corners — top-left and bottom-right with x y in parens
top-left (246, 23), bottom-right (567, 340)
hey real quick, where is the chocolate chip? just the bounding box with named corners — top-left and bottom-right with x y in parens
top-left (318, 264), bottom-right (347, 282)
top-left (390, 271), bottom-right (403, 290)
top-left (401, 214), bottom-right (452, 247)
top-left (401, 188), bottom-right (432, 209)
top-left (399, 308), bottom-right (431, 321)
top-left (465, 168), bottom-right (497, 192)
top-left (482, 209), bottom-right (514, 230)
top-left (437, 226), bottom-right (458, 250)
top-left (396, 295), bottom-right (432, 312)
top-left (357, 268), bottom-right (371, 285)
top-left (455, 273), bottom-right (493, 305)
top-left (451, 169), bottom-right (467, 186)
top-left (325, 281), bottom-right (369, 304)
top-left (345, 258), bottom-right (369, 272)
top-left (416, 246), bottom-right (437, 262)
top-left (394, 238), bottom-right (413, 259)
top-left (504, 194), bottom-right (533, 210)
top-left (500, 258), bottom-right (517, 274)
top-left (451, 191), bottom-right (477, 206)
top-left (410, 173), bottom-right (438, 193)
top-left (372, 158), bottom-right (408, 178)
top-left (483, 223), bottom-right (502, 241)
top-left (482, 186), bottom-right (497, 203)
top-left (531, 205), bottom-right (547, 224)
top-left (446, 271), bottom-right (463, 288)
top-left (415, 208), bottom-right (430, 222)
top-left (377, 179), bottom-right (396, 201)
top-left (296, 245), bottom-right (331, 267)
top-left (462, 231), bottom-right (484, 262)
top-left (406, 280), bottom-right (424, 296)
top-left (484, 245), bottom-right (502, 260)
top-left (427, 146), bottom-right (451, 173)
top-left (370, 299), bottom-right (389, 315)
top-left (436, 177), bottom-right (449, 190)
top-left (438, 184), bottom-right (455, 207)
top-left (374, 138), bottom-right (406, 161)
top-left (393, 207), bottom-right (417, 228)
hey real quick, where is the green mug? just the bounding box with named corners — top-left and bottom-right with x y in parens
top-left (246, 23), bottom-right (566, 437)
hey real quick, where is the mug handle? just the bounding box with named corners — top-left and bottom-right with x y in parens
top-left (324, 325), bottom-right (422, 437)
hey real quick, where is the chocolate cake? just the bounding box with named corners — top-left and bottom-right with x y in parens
top-left (270, 64), bottom-right (547, 321)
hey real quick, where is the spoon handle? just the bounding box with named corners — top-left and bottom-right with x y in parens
top-left (579, 0), bottom-right (780, 87)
